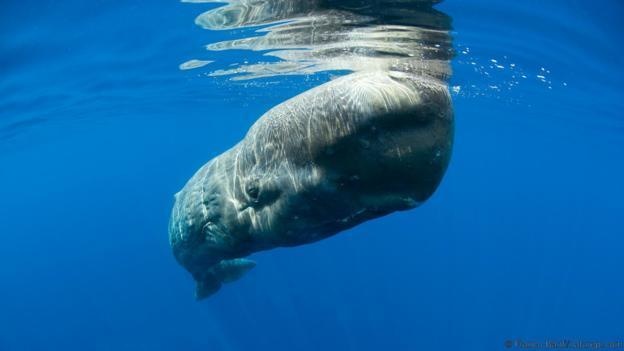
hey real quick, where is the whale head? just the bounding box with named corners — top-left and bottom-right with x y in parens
top-left (169, 72), bottom-right (454, 299)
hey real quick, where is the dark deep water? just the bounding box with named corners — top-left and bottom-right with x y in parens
top-left (1, 0), bottom-right (623, 350)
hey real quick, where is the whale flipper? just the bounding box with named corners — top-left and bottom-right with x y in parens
top-left (213, 258), bottom-right (257, 283)
top-left (195, 258), bottom-right (257, 300)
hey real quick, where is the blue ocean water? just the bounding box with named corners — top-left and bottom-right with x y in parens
top-left (1, 0), bottom-right (623, 350)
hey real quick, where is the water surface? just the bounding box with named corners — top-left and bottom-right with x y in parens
top-left (0, 0), bottom-right (623, 350)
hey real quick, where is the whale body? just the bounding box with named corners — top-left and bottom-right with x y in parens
top-left (169, 70), bottom-right (453, 299)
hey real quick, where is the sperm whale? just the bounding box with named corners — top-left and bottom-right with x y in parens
top-left (170, 0), bottom-right (454, 299)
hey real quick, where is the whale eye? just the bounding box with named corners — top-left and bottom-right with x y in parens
top-left (246, 183), bottom-right (260, 201)
top-left (244, 176), bottom-right (281, 208)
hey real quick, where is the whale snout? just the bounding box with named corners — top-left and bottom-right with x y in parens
top-left (169, 165), bottom-right (263, 299)
top-left (169, 190), bottom-right (211, 274)
top-left (169, 160), bottom-right (259, 281)
top-left (169, 170), bottom-right (230, 274)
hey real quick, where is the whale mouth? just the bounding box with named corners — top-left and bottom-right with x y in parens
top-left (170, 215), bottom-right (233, 281)
top-left (194, 258), bottom-right (257, 300)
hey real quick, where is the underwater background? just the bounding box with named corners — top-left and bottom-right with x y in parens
top-left (1, 0), bottom-right (623, 350)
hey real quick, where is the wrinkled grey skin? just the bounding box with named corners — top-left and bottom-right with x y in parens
top-left (169, 70), bottom-right (453, 299)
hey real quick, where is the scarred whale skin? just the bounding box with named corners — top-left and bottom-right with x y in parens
top-left (169, 70), bottom-right (454, 299)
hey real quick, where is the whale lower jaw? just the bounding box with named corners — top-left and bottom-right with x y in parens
top-left (194, 258), bottom-right (257, 300)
